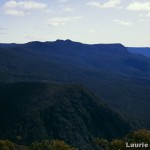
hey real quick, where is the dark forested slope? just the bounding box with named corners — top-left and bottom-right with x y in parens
top-left (0, 82), bottom-right (130, 150)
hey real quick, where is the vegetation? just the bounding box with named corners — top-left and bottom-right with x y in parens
top-left (0, 140), bottom-right (77, 150)
top-left (0, 82), bottom-right (130, 150)
top-left (1, 41), bottom-right (150, 149)
top-left (1, 129), bottom-right (150, 150)
top-left (30, 140), bottom-right (77, 150)
top-left (1, 41), bottom-right (150, 129)
top-left (94, 129), bottom-right (150, 150)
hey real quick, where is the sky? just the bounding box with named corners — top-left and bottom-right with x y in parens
top-left (0, 0), bottom-right (150, 47)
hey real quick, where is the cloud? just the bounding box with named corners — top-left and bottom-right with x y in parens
top-left (127, 2), bottom-right (150, 11)
top-left (87, 0), bottom-right (121, 9)
top-left (48, 16), bottom-right (83, 26)
top-left (59, 0), bottom-right (68, 3)
top-left (114, 19), bottom-right (133, 26)
top-left (0, 27), bottom-right (8, 34)
top-left (89, 29), bottom-right (96, 32)
top-left (4, 9), bottom-right (25, 16)
top-left (3, 0), bottom-right (48, 16)
top-left (4, 0), bottom-right (47, 10)
top-left (147, 12), bottom-right (150, 17)
top-left (63, 7), bottom-right (74, 12)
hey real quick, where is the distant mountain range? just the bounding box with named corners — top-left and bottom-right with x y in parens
top-left (128, 47), bottom-right (150, 58)
top-left (1, 40), bottom-right (150, 80)
top-left (0, 40), bottom-right (150, 149)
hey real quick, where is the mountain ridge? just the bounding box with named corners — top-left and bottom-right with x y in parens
top-left (1, 40), bottom-right (150, 78)
top-left (128, 47), bottom-right (150, 58)
top-left (1, 40), bottom-right (150, 129)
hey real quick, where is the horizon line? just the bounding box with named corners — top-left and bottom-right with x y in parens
top-left (0, 39), bottom-right (150, 48)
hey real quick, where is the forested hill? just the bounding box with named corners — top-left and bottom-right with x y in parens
top-left (127, 47), bottom-right (150, 58)
top-left (1, 40), bottom-right (150, 130)
top-left (0, 82), bottom-right (130, 150)
top-left (1, 40), bottom-right (150, 82)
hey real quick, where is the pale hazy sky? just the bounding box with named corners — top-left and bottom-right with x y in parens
top-left (0, 0), bottom-right (150, 46)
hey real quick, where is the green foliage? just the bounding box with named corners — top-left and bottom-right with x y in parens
top-left (30, 140), bottom-right (51, 150)
top-left (49, 140), bottom-right (77, 150)
top-left (0, 129), bottom-right (150, 150)
top-left (0, 140), bottom-right (29, 150)
top-left (31, 140), bottom-right (77, 150)
top-left (0, 140), bottom-right (15, 150)
top-left (94, 129), bottom-right (150, 150)
top-left (126, 129), bottom-right (150, 143)
top-left (93, 138), bottom-right (109, 150)
top-left (110, 139), bottom-right (126, 150)
top-left (0, 140), bottom-right (77, 150)
top-left (1, 129), bottom-right (150, 150)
